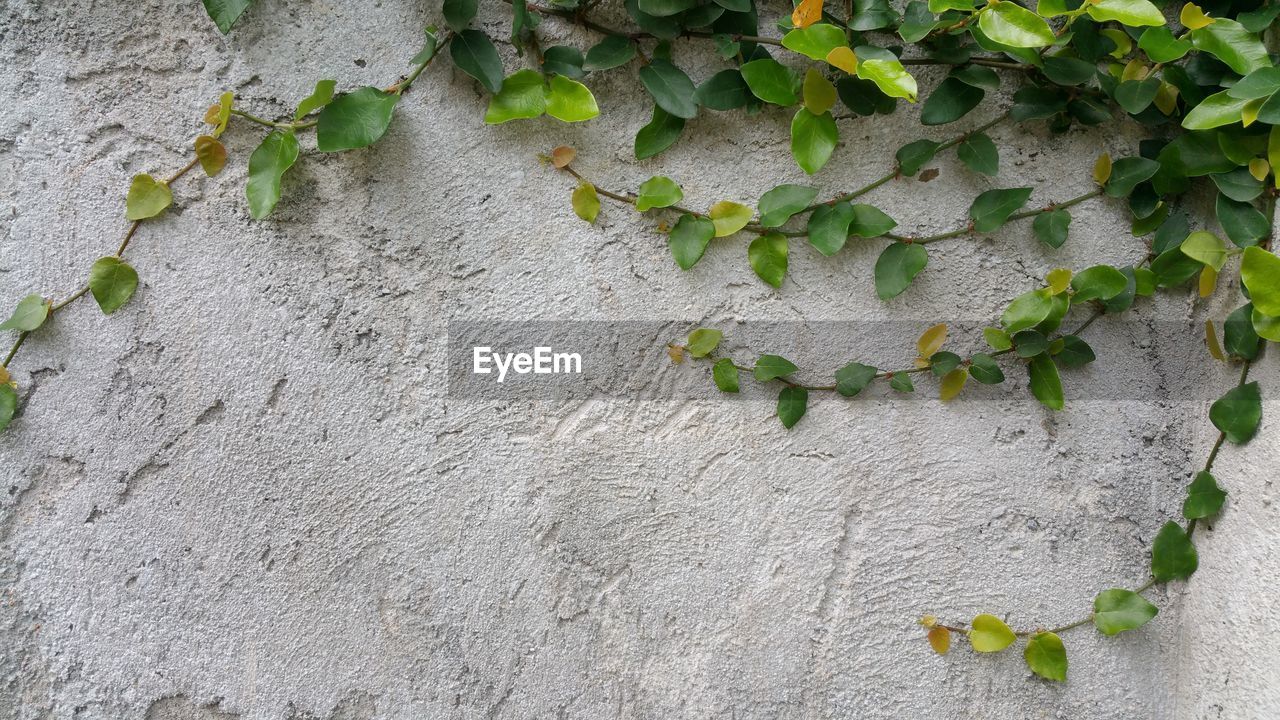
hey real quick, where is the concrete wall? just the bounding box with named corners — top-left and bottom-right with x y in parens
top-left (1, 2), bottom-right (1276, 718)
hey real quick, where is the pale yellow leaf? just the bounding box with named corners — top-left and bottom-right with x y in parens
top-left (1093, 153), bottom-right (1112, 185)
top-left (917, 323), bottom-right (947, 359)
top-left (1205, 320), bottom-right (1225, 361)
top-left (1046, 268), bottom-right (1072, 295)
top-left (825, 46), bottom-right (858, 74)
top-left (939, 368), bottom-right (968, 402)
top-left (1180, 3), bottom-right (1215, 29)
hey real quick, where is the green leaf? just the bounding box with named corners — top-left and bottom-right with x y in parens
top-left (202, 0), bottom-right (251, 33)
top-left (978, 0), bottom-right (1056, 48)
top-left (758, 185), bottom-right (818, 227)
top-left (1151, 521), bottom-right (1198, 582)
top-left (485, 70), bottom-right (547, 124)
top-left (635, 106), bottom-right (685, 159)
top-left (1225, 304), bottom-right (1262, 360)
top-left (245, 130), bottom-right (299, 220)
top-left (781, 23), bottom-right (848, 61)
top-left (695, 70), bottom-right (751, 111)
top-left (1042, 56), bottom-right (1095, 86)
top-left (807, 203), bottom-right (855, 256)
top-left (1024, 632), bottom-right (1067, 682)
top-left (848, 204), bottom-right (897, 237)
top-left (636, 176), bottom-right (684, 211)
top-left (968, 614), bottom-right (1016, 652)
top-left (88, 257), bottom-right (138, 315)
top-left (1093, 589), bottom-right (1159, 636)
top-left (295, 79), bottom-right (337, 120)
top-left (749, 233), bottom-right (789, 288)
top-left (640, 59), bottom-right (698, 118)
top-left (855, 56), bottom-right (918, 102)
top-left (0, 294), bottom-right (50, 332)
top-left (686, 328), bottom-right (722, 357)
top-left (584, 35), bottom-right (637, 71)
top-left (1216, 195), bottom-right (1268, 249)
top-left (1183, 471), bottom-right (1227, 519)
top-left (638, 0), bottom-right (696, 16)
top-left (0, 384), bottom-right (15, 433)
top-left (408, 26), bottom-right (441, 66)
top-left (777, 386), bottom-right (808, 429)
top-left (1086, 0), bottom-right (1164, 27)
top-left (1002, 289), bottom-right (1054, 332)
top-left (1027, 353), bottom-right (1064, 410)
top-left (930, 351), bottom-right (962, 376)
top-left (896, 139), bottom-right (940, 176)
top-left (545, 75), bottom-right (599, 122)
top-left (1254, 308), bottom-right (1280, 342)
top-left (1138, 27), bottom-right (1191, 63)
top-left (315, 87), bottom-right (400, 152)
top-left (791, 109), bottom-right (838, 174)
top-left (874, 243), bottom-right (928, 300)
top-left (984, 327), bottom-right (1013, 351)
top-left (542, 46), bottom-right (585, 79)
top-left (712, 358), bottom-right (740, 392)
top-left (1191, 19), bottom-right (1271, 76)
top-left (1182, 90), bottom-right (1249, 131)
top-left (969, 353), bottom-right (1005, 384)
top-left (899, 1), bottom-right (941, 42)
top-left (1179, 231), bottom-right (1228, 271)
top-left (1071, 264), bottom-right (1130, 301)
top-left (1012, 330), bottom-right (1049, 358)
top-left (835, 361), bottom-right (879, 397)
top-left (571, 182), bottom-right (600, 223)
top-left (1213, 168), bottom-right (1265, 203)
top-left (921, 77), bottom-right (984, 125)
top-left (969, 187), bottom-right (1033, 233)
top-left (450, 29), bottom-right (504, 94)
top-left (957, 132), bottom-right (999, 176)
top-left (740, 58), bottom-right (801, 106)
top-left (1229, 67), bottom-right (1280, 100)
top-left (1211, 381), bottom-right (1262, 445)
top-left (1055, 335), bottom-right (1096, 368)
top-left (889, 373), bottom-right (915, 392)
top-left (850, 0), bottom-right (895, 30)
top-left (1241, 246), bottom-right (1280, 316)
top-left (442, 0), bottom-right (477, 31)
top-left (1151, 245), bottom-right (1203, 287)
top-left (755, 355), bottom-right (799, 381)
top-left (709, 201), bottom-right (753, 238)
top-left (1033, 209), bottom-right (1071, 248)
top-left (1105, 157), bottom-right (1160, 197)
top-left (125, 174), bottom-right (172, 221)
top-left (668, 214), bottom-right (715, 270)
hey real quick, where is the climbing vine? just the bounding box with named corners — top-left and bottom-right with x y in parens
top-left (0, 0), bottom-right (1277, 687)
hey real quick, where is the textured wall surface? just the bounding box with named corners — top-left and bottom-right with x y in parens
top-left (1, 2), bottom-right (1277, 718)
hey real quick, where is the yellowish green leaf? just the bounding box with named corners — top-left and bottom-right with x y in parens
top-left (968, 614), bottom-right (1016, 652)
top-left (572, 182), bottom-right (600, 222)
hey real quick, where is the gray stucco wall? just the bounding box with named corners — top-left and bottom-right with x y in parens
top-left (1, 2), bottom-right (1277, 718)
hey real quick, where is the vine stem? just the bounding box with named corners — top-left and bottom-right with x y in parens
top-left (928, 198), bottom-right (1272, 642)
top-left (554, 110), bottom-right (1020, 235)
top-left (888, 187), bottom-right (1103, 245)
top-left (691, 303), bottom-right (1109, 394)
top-left (560, 159), bottom-right (1101, 250)
top-left (0, 45), bottom-right (451, 379)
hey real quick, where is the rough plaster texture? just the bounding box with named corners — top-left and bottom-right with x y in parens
top-left (0, 1), bottom-right (1277, 718)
